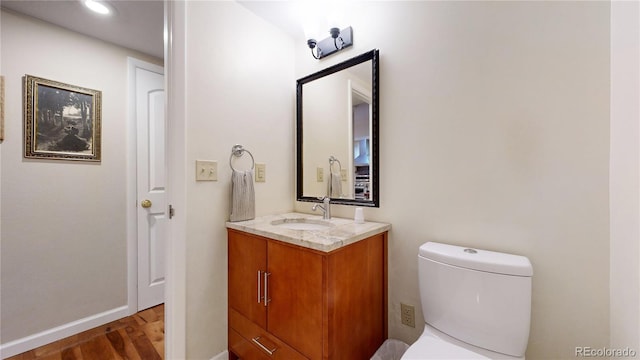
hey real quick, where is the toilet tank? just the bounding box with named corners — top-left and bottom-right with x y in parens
top-left (418, 242), bottom-right (533, 357)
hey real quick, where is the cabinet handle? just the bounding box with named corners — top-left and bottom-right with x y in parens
top-left (263, 272), bottom-right (271, 307)
top-left (252, 336), bottom-right (277, 355)
top-left (257, 270), bottom-right (262, 303)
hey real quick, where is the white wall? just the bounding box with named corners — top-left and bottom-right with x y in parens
top-left (0, 9), bottom-right (161, 355)
top-left (294, 2), bottom-right (610, 358)
top-left (610, 0), bottom-right (640, 356)
top-left (182, 2), bottom-right (294, 358)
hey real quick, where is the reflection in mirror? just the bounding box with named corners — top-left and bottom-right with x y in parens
top-left (297, 49), bottom-right (379, 207)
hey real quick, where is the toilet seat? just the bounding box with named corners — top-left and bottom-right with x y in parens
top-left (401, 325), bottom-right (524, 360)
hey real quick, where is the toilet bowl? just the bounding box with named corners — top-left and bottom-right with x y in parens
top-left (401, 242), bottom-right (533, 360)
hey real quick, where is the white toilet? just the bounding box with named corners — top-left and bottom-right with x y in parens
top-left (401, 242), bottom-right (533, 359)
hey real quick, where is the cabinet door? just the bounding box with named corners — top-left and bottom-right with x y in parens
top-left (267, 241), bottom-right (324, 360)
top-left (326, 233), bottom-right (386, 359)
top-left (228, 230), bottom-right (267, 329)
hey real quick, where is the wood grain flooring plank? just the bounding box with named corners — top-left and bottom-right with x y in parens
top-left (152, 305), bottom-right (164, 321)
top-left (130, 314), bottom-right (147, 327)
top-left (106, 328), bottom-right (127, 359)
top-left (32, 332), bottom-right (90, 359)
top-left (124, 322), bottom-right (145, 339)
top-left (36, 352), bottom-right (62, 360)
top-left (135, 308), bottom-right (158, 324)
top-left (114, 328), bottom-right (143, 360)
top-left (60, 347), bottom-right (82, 360)
top-left (117, 316), bottom-right (140, 328)
top-left (8, 351), bottom-right (36, 360)
top-left (79, 335), bottom-right (119, 360)
top-left (5, 304), bottom-right (163, 360)
top-left (130, 334), bottom-right (161, 360)
top-left (141, 322), bottom-right (164, 358)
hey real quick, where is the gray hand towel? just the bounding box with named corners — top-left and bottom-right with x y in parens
top-left (230, 169), bottom-right (255, 222)
top-left (328, 173), bottom-right (342, 198)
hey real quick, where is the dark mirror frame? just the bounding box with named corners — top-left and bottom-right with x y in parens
top-left (296, 49), bottom-right (380, 207)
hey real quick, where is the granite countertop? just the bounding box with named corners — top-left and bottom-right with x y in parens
top-left (226, 212), bottom-right (391, 252)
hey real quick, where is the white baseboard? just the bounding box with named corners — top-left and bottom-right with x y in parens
top-left (0, 305), bottom-right (129, 359)
top-left (211, 350), bottom-right (229, 360)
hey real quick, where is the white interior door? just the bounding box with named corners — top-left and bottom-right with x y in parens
top-left (136, 62), bottom-right (166, 311)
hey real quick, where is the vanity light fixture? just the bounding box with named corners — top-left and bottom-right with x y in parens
top-left (307, 26), bottom-right (353, 60)
top-left (83, 0), bottom-right (112, 15)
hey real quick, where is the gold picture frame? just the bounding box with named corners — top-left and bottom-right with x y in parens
top-left (24, 75), bottom-right (101, 161)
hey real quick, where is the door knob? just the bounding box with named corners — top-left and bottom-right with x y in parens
top-left (141, 199), bottom-right (152, 208)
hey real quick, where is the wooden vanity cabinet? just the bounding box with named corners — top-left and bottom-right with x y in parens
top-left (228, 228), bottom-right (388, 360)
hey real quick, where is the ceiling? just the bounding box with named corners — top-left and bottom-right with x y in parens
top-left (238, 1), bottom-right (358, 42)
top-left (1, 0), bottom-right (165, 59)
top-left (237, 1), bottom-right (304, 40)
top-left (0, 1), bottom-right (317, 61)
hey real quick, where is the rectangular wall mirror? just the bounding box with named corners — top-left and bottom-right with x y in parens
top-left (296, 49), bottom-right (380, 207)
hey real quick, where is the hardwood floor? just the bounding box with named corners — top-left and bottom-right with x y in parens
top-left (6, 305), bottom-right (164, 360)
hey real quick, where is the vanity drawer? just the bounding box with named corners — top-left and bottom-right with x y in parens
top-left (229, 308), bottom-right (308, 360)
top-left (229, 328), bottom-right (270, 360)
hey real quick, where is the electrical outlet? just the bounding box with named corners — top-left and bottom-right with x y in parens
top-left (196, 160), bottom-right (217, 181)
top-left (340, 169), bottom-right (347, 181)
top-left (255, 163), bottom-right (266, 182)
top-left (317, 167), bottom-right (324, 182)
top-left (401, 303), bottom-right (415, 328)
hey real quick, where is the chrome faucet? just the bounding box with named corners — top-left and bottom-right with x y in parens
top-left (312, 196), bottom-right (331, 219)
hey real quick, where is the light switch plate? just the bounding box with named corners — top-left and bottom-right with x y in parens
top-left (196, 160), bottom-right (217, 181)
top-left (340, 169), bottom-right (347, 181)
top-left (317, 167), bottom-right (324, 182)
top-left (255, 163), bottom-right (266, 182)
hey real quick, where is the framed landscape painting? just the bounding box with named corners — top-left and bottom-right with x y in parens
top-left (23, 75), bottom-right (101, 161)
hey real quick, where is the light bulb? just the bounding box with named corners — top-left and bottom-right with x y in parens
top-left (84, 0), bottom-right (111, 15)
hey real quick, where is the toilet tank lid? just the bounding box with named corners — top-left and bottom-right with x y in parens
top-left (420, 242), bottom-right (533, 277)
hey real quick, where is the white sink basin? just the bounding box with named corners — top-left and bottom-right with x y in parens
top-left (270, 218), bottom-right (332, 231)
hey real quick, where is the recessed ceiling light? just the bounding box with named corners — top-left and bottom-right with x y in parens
top-left (84, 0), bottom-right (111, 15)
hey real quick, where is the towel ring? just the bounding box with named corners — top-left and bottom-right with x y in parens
top-left (230, 144), bottom-right (255, 171)
top-left (329, 156), bottom-right (342, 175)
